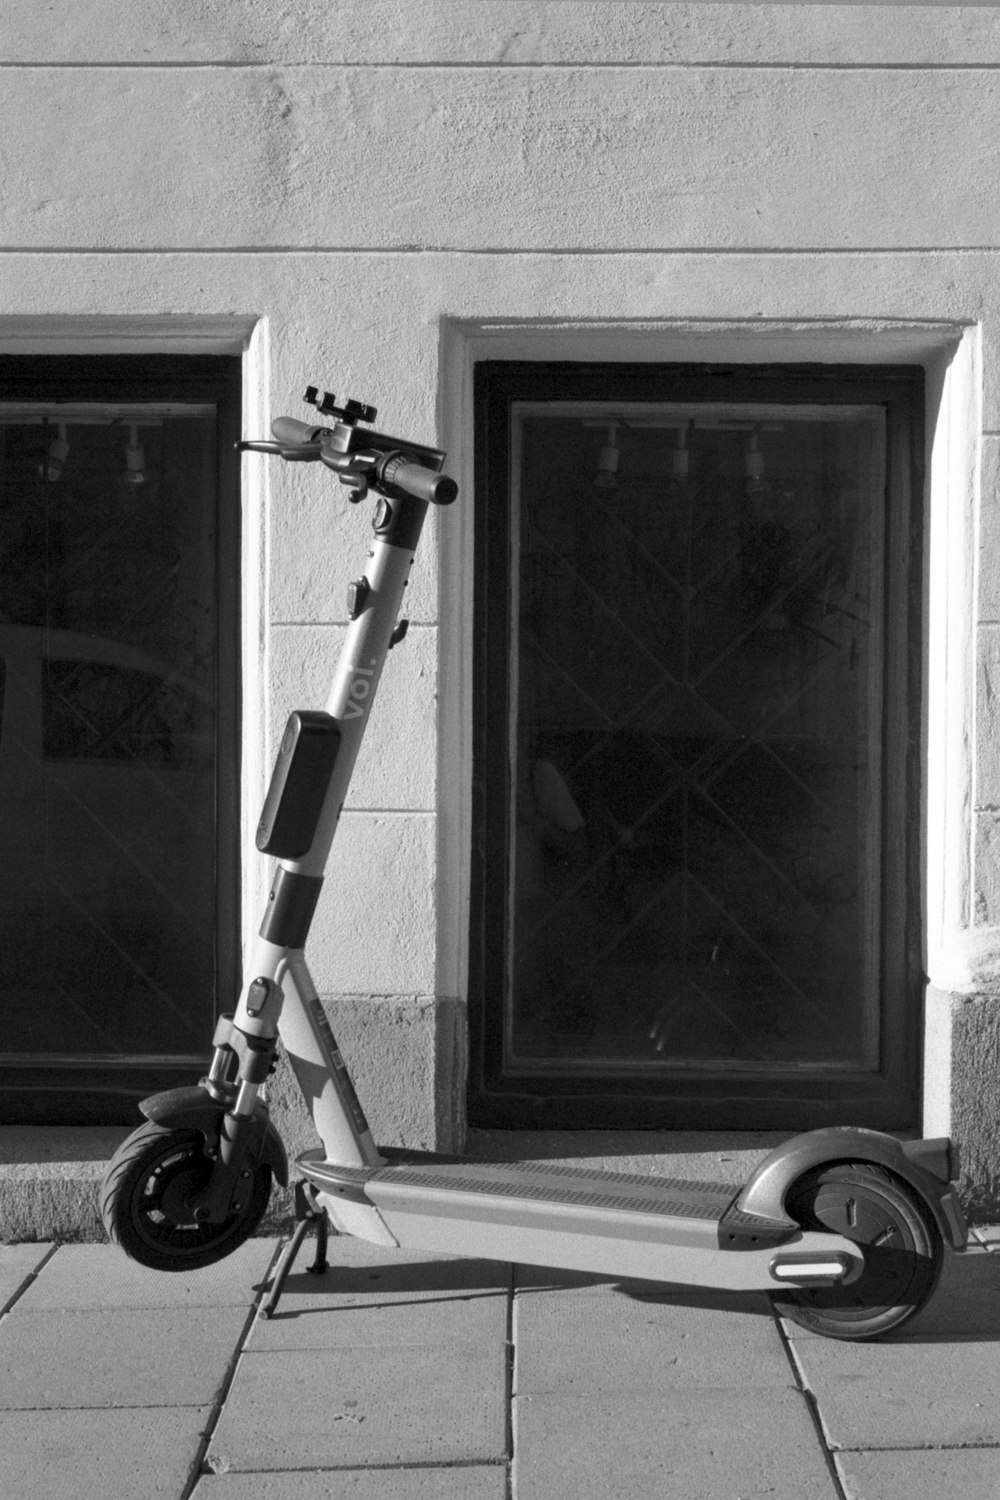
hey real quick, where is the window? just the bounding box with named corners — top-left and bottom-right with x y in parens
top-left (0, 356), bottom-right (240, 1123)
top-left (471, 362), bottom-right (923, 1130)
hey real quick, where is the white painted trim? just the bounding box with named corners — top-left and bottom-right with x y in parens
top-left (239, 318), bottom-right (273, 968)
top-left (923, 327), bottom-right (981, 990)
top-left (0, 314), bottom-right (257, 356)
top-left (437, 316), bottom-right (980, 1137)
top-left (920, 328), bottom-right (980, 1140)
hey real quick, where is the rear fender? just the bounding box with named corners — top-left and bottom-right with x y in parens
top-left (734, 1127), bottom-right (967, 1251)
top-left (139, 1085), bottom-right (289, 1187)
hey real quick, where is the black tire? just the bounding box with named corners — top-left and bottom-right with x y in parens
top-left (100, 1120), bottom-right (272, 1272)
top-left (771, 1161), bottom-right (944, 1341)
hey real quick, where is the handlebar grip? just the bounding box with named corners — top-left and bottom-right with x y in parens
top-left (271, 416), bottom-right (325, 446)
top-left (381, 455), bottom-right (458, 506)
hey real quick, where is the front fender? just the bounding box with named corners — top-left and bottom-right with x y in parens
top-left (139, 1085), bottom-right (289, 1187)
top-left (735, 1127), bottom-right (967, 1251)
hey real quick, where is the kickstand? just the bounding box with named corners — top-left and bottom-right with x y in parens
top-left (258, 1180), bottom-right (330, 1320)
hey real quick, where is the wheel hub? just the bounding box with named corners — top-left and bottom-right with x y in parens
top-left (151, 1156), bottom-right (210, 1227)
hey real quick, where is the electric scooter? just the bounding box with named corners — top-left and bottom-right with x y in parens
top-left (100, 385), bottom-right (969, 1342)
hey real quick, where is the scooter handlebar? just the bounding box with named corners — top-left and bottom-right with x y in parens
top-left (249, 415), bottom-right (457, 505)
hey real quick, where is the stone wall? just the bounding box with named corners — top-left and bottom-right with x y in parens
top-left (4, 3), bottom-right (1000, 1207)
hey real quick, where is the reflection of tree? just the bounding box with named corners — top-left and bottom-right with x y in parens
top-left (739, 516), bottom-right (852, 644)
top-left (43, 662), bottom-right (202, 765)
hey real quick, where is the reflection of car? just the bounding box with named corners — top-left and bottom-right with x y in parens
top-left (0, 627), bottom-right (216, 1052)
top-left (0, 624), bottom-right (213, 763)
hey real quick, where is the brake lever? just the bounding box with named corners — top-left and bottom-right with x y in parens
top-left (338, 474), bottom-right (368, 502)
top-left (237, 438), bottom-right (373, 497)
top-left (320, 445), bottom-right (378, 501)
top-left (236, 439), bottom-right (323, 461)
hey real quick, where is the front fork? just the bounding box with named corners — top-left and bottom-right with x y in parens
top-left (182, 941), bottom-right (379, 1225)
top-left (184, 988), bottom-right (284, 1224)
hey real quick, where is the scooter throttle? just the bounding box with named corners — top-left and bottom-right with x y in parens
top-left (379, 453), bottom-right (458, 506)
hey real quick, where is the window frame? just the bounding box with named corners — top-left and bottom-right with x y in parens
top-left (0, 354), bottom-right (241, 1123)
top-left (470, 360), bottom-right (924, 1132)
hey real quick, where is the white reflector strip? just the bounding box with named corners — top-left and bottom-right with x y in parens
top-left (771, 1261), bottom-right (847, 1281)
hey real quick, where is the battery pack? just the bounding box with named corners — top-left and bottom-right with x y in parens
top-left (256, 711), bottom-right (342, 859)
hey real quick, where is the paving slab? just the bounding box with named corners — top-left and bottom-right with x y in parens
top-left (786, 1243), bottom-right (1000, 1450)
top-left (0, 1404), bottom-right (212, 1499)
top-left (208, 1343), bottom-right (509, 1472)
top-left (0, 1240), bottom-right (53, 1310)
top-left (16, 1238), bottom-right (281, 1309)
top-left (514, 1273), bottom-right (787, 1394)
top-left (514, 1387), bottom-right (840, 1500)
top-left (0, 1303), bottom-right (252, 1409)
top-left (192, 1467), bottom-right (507, 1499)
top-left (250, 1239), bottom-right (508, 1350)
top-left (836, 1447), bottom-right (1000, 1499)
top-left (253, 1289), bottom-right (507, 1349)
top-left (789, 1334), bottom-right (1000, 1450)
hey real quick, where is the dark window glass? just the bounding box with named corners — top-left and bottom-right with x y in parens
top-left (471, 364), bottom-right (923, 1131)
top-left (0, 357), bottom-right (239, 1123)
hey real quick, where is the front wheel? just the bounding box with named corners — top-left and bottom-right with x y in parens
top-left (100, 1120), bottom-right (272, 1272)
top-left (771, 1161), bottom-right (944, 1341)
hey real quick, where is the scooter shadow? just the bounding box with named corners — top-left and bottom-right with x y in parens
top-left (261, 1246), bottom-right (515, 1317)
top-left (515, 1263), bottom-right (777, 1320)
top-left (265, 1254), bottom-right (768, 1323)
top-left (613, 1240), bottom-right (1000, 1344)
top-left (261, 1238), bottom-right (1000, 1342)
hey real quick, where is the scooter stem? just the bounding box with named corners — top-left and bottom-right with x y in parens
top-left (230, 492), bottom-right (431, 1171)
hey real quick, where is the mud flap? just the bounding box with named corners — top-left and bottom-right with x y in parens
top-left (734, 1126), bottom-right (967, 1251)
top-left (139, 1084), bottom-right (290, 1188)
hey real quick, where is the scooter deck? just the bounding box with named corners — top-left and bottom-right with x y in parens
top-left (298, 1148), bottom-right (863, 1292)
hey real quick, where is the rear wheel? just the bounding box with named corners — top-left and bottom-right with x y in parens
top-left (771, 1161), bottom-right (943, 1341)
top-left (100, 1120), bottom-right (272, 1272)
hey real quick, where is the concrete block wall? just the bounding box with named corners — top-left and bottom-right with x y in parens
top-left (4, 3), bottom-right (1000, 1208)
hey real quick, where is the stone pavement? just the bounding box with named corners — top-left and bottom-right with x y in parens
top-left (1, 1226), bottom-right (999, 1500)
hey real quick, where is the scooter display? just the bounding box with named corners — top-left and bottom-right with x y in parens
top-left (100, 385), bottom-right (968, 1341)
